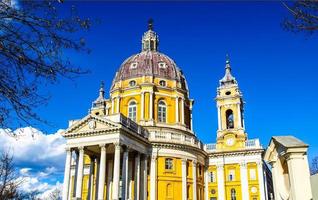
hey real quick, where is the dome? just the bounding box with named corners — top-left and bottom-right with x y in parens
top-left (111, 20), bottom-right (188, 92)
top-left (112, 51), bottom-right (183, 82)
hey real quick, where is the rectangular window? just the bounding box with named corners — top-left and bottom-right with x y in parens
top-left (165, 158), bottom-right (173, 170)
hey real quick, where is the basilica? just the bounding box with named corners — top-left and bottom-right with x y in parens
top-left (61, 21), bottom-right (274, 200)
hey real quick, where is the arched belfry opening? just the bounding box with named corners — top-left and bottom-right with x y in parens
top-left (226, 109), bottom-right (234, 129)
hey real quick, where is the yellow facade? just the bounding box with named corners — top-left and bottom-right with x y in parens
top-left (65, 21), bottom-right (267, 200)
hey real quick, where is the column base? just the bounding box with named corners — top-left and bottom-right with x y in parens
top-left (72, 198), bottom-right (82, 200)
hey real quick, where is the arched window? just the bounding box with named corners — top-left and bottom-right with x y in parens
top-left (128, 101), bottom-right (137, 121)
top-left (231, 188), bottom-right (236, 200)
top-left (158, 100), bottom-right (166, 123)
top-left (226, 109), bottom-right (234, 129)
top-left (165, 158), bottom-right (173, 170)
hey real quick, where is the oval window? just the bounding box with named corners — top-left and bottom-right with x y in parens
top-left (159, 80), bottom-right (166, 87)
top-left (225, 91), bottom-right (231, 95)
top-left (129, 80), bottom-right (136, 87)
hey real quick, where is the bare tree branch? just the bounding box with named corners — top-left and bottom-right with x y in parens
top-left (283, 0), bottom-right (318, 34)
top-left (0, 0), bottom-right (92, 131)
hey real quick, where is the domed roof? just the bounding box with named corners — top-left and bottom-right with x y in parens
top-left (112, 51), bottom-right (182, 82)
top-left (111, 20), bottom-right (188, 91)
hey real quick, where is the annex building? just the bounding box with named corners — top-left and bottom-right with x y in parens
top-left (62, 21), bottom-right (273, 200)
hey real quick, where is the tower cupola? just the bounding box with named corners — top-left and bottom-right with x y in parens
top-left (219, 55), bottom-right (237, 87)
top-left (141, 19), bottom-right (159, 51)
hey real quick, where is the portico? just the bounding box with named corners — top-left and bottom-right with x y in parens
top-left (62, 114), bottom-right (150, 200)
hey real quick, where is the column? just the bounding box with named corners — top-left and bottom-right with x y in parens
top-left (116, 96), bottom-right (120, 113)
top-left (150, 154), bottom-right (157, 200)
top-left (128, 160), bottom-right (133, 200)
top-left (75, 146), bottom-right (84, 199)
top-left (192, 160), bottom-right (197, 200)
top-left (257, 162), bottom-right (266, 200)
top-left (142, 155), bottom-right (148, 200)
top-left (149, 91), bottom-right (153, 120)
top-left (62, 148), bottom-right (72, 200)
top-left (95, 158), bottom-right (100, 199)
top-left (141, 92), bottom-right (145, 120)
top-left (73, 151), bottom-right (79, 198)
top-left (182, 159), bottom-right (187, 200)
top-left (106, 160), bottom-right (113, 200)
top-left (240, 162), bottom-right (249, 200)
top-left (216, 164), bottom-right (225, 200)
top-left (111, 98), bottom-right (115, 114)
top-left (98, 144), bottom-right (107, 200)
top-left (112, 143), bottom-right (121, 200)
top-left (237, 103), bottom-right (242, 128)
top-left (204, 166), bottom-right (208, 200)
top-left (122, 148), bottom-right (129, 200)
top-left (88, 156), bottom-right (95, 200)
top-left (175, 96), bottom-right (179, 123)
top-left (181, 98), bottom-right (185, 125)
top-left (217, 105), bottom-right (221, 130)
top-left (134, 153), bottom-right (141, 200)
top-left (286, 154), bottom-right (313, 200)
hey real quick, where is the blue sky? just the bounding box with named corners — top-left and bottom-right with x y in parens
top-left (3, 2), bottom-right (317, 194)
top-left (39, 2), bottom-right (318, 155)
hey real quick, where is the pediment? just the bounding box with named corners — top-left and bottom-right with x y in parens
top-left (63, 114), bottom-right (120, 136)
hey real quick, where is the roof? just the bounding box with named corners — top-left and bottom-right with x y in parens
top-left (272, 136), bottom-right (308, 148)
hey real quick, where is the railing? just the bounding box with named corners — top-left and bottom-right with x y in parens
top-left (245, 139), bottom-right (261, 149)
top-left (205, 143), bottom-right (216, 151)
top-left (204, 138), bottom-right (262, 152)
top-left (106, 114), bottom-right (149, 138)
top-left (149, 131), bottom-right (204, 149)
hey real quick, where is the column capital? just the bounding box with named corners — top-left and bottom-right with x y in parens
top-left (151, 154), bottom-right (157, 161)
top-left (113, 141), bottom-right (121, 147)
top-left (217, 163), bottom-right (224, 169)
top-left (181, 158), bottom-right (187, 165)
top-left (192, 160), bottom-right (197, 166)
top-left (240, 161), bottom-right (247, 168)
top-left (99, 143), bottom-right (107, 150)
top-left (78, 146), bottom-right (84, 151)
top-left (256, 161), bottom-right (263, 167)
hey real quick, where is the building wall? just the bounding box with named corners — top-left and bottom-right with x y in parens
top-left (311, 173), bottom-right (318, 200)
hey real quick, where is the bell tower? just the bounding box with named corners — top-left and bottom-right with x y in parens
top-left (215, 56), bottom-right (247, 150)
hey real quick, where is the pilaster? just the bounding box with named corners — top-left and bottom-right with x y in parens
top-left (240, 162), bottom-right (249, 200)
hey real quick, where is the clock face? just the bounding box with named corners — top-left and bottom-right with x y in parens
top-left (88, 120), bottom-right (96, 129)
top-left (226, 138), bottom-right (235, 146)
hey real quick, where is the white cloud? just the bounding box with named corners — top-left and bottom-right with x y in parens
top-left (19, 167), bottom-right (32, 175)
top-left (0, 127), bottom-right (66, 169)
top-left (0, 127), bottom-right (66, 199)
